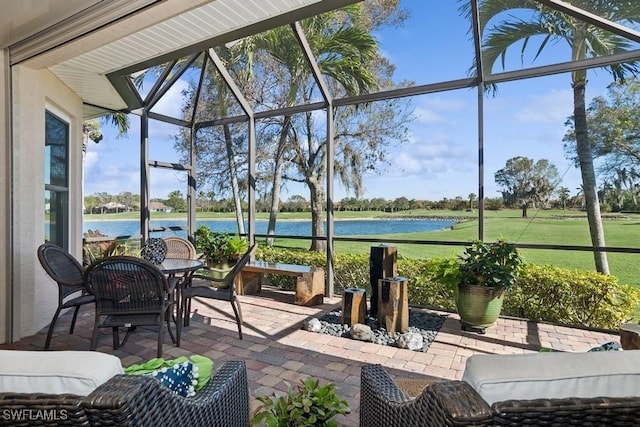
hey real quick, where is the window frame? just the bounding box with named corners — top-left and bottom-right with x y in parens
top-left (44, 108), bottom-right (70, 249)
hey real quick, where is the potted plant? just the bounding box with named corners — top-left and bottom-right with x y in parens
top-left (194, 225), bottom-right (231, 266)
top-left (455, 239), bottom-right (523, 333)
top-left (227, 234), bottom-right (250, 261)
top-left (251, 378), bottom-right (350, 427)
top-left (194, 225), bottom-right (250, 281)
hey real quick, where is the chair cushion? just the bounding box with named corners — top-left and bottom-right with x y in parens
top-left (0, 350), bottom-right (123, 395)
top-left (462, 351), bottom-right (640, 405)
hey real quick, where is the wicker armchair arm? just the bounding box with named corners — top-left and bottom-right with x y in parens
top-left (492, 396), bottom-right (640, 426)
top-left (423, 381), bottom-right (492, 426)
top-left (84, 360), bottom-right (249, 427)
top-left (360, 364), bottom-right (492, 427)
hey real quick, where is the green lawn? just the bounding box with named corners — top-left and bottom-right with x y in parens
top-left (84, 208), bottom-right (640, 287)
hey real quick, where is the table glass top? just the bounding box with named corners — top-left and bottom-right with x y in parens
top-left (158, 258), bottom-right (203, 274)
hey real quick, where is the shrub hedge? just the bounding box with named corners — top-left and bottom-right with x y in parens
top-left (255, 246), bottom-right (639, 330)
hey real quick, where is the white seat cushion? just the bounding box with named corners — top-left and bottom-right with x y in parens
top-left (462, 351), bottom-right (640, 406)
top-left (0, 350), bottom-right (123, 395)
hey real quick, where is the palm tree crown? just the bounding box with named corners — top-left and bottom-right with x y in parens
top-left (461, 0), bottom-right (640, 273)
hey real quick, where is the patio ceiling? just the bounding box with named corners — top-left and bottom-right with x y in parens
top-left (10, 0), bottom-right (360, 118)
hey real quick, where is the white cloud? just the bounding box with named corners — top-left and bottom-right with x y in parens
top-left (422, 96), bottom-right (469, 112)
top-left (83, 151), bottom-right (99, 173)
top-left (151, 79), bottom-right (190, 118)
top-left (84, 162), bottom-right (139, 195)
top-left (413, 96), bottom-right (470, 125)
top-left (149, 169), bottom-right (189, 198)
top-left (413, 106), bottom-right (445, 124)
top-left (383, 131), bottom-right (474, 181)
top-left (515, 88), bottom-right (573, 123)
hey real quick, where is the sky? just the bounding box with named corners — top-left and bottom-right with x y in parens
top-left (84, 1), bottom-right (630, 203)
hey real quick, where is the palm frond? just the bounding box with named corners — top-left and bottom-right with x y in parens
top-left (102, 112), bottom-right (130, 137)
top-left (482, 20), bottom-right (558, 71)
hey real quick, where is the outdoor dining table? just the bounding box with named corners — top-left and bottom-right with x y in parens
top-left (158, 257), bottom-right (204, 278)
top-left (158, 257), bottom-right (204, 340)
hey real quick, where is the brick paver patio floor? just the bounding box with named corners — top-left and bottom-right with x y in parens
top-left (0, 286), bottom-right (619, 426)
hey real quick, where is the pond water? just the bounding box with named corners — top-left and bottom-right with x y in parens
top-left (83, 218), bottom-right (457, 239)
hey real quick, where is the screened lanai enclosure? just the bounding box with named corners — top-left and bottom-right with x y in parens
top-left (87, 0), bottom-right (640, 295)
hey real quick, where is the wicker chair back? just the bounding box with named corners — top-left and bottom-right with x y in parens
top-left (178, 244), bottom-right (256, 344)
top-left (164, 236), bottom-right (197, 260)
top-left (84, 256), bottom-right (173, 357)
top-left (37, 243), bottom-right (95, 350)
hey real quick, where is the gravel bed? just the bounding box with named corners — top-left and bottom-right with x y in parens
top-left (314, 309), bottom-right (446, 352)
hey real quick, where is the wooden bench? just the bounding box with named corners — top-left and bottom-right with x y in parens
top-left (236, 261), bottom-right (325, 306)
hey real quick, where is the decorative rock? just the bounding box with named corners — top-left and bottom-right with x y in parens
top-left (303, 318), bottom-right (322, 333)
top-left (397, 332), bottom-right (424, 351)
top-left (301, 309), bottom-right (445, 352)
top-left (350, 323), bottom-right (373, 342)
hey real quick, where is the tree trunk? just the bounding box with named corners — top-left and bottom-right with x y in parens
top-left (521, 202), bottom-right (527, 218)
top-left (573, 80), bottom-right (609, 274)
top-left (309, 179), bottom-right (326, 253)
top-left (266, 116), bottom-right (292, 247)
top-left (266, 160), bottom-right (284, 247)
top-left (222, 123), bottom-right (245, 235)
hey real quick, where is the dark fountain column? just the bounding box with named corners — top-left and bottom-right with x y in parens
top-left (369, 245), bottom-right (397, 318)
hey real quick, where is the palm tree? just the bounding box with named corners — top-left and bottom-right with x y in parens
top-left (247, 5), bottom-right (381, 251)
top-left (462, 0), bottom-right (640, 274)
top-left (82, 113), bottom-right (130, 212)
top-left (557, 186), bottom-right (570, 210)
top-left (468, 193), bottom-right (477, 210)
top-left (82, 113), bottom-right (129, 151)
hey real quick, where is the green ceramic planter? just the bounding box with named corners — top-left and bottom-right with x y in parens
top-left (205, 261), bottom-right (234, 284)
top-left (455, 283), bottom-right (505, 329)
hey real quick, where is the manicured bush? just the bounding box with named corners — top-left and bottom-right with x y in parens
top-left (255, 246), bottom-right (639, 330)
top-left (410, 257), bottom-right (458, 311)
top-left (413, 258), bottom-right (639, 330)
top-left (503, 264), bottom-right (639, 330)
top-left (256, 246), bottom-right (328, 290)
top-left (333, 253), bottom-right (369, 290)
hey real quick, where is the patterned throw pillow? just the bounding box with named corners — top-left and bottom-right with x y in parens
top-left (588, 341), bottom-right (622, 352)
top-left (149, 361), bottom-right (198, 397)
top-left (141, 238), bottom-right (168, 264)
top-left (124, 355), bottom-right (214, 392)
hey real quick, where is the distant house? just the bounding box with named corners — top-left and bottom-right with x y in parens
top-left (97, 202), bottom-right (129, 213)
top-left (149, 202), bottom-right (173, 213)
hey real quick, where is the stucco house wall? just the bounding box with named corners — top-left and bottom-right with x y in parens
top-left (10, 64), bottom-right (84, 340)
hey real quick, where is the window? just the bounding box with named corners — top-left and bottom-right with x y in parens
top-left (45, 110), bottom-right (69, 249)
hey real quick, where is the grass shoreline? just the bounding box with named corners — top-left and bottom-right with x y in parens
top-left (83, 209), bottom-right (640, 287)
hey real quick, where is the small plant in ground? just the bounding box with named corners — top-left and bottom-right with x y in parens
top-left (251, 378), bottom-right (350, 427)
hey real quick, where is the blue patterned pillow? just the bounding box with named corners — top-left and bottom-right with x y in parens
top-left (149, 361), bottom-right (197, 397)
top-left (588, 341), bottom-right (621, 352)
top-left (141, 238), bottom-right (168, 264)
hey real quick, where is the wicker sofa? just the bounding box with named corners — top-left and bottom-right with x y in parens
top-left (360, 351), bottom-right (640, 426)
top-left (0, 356), bottom-right (249, 427)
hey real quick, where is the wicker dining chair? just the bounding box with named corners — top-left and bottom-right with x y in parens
top-left (84, 256), bottom-right (176, 358)
top-left (177, 244), bottom-right (256, 345)
top-left (164, 236), bottom-right (197, 260)
top-left (163, 236), bottom-right (198, 292)
top-left (37, 243), bottom-right (96, 350)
